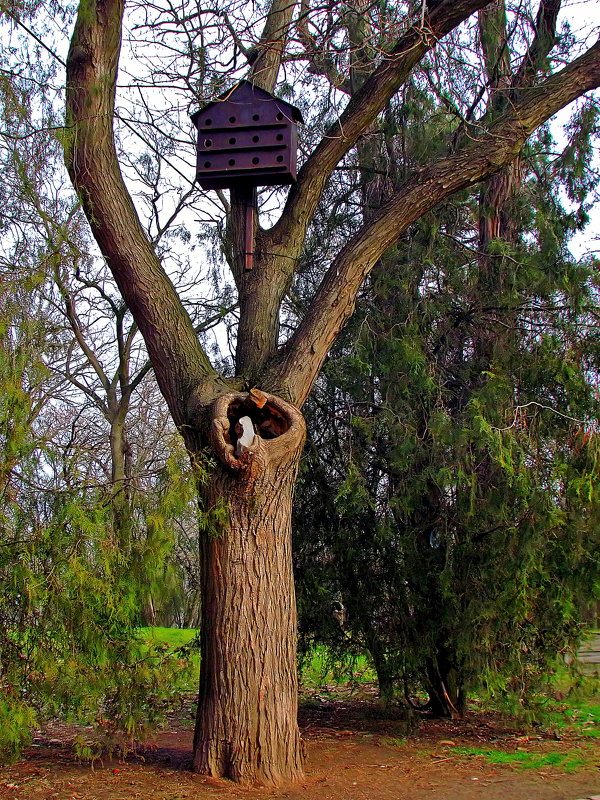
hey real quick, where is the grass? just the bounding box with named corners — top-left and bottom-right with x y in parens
top-left (135, 628), bottom-right (599, 779)
top-left (140, 629), bottom-right (600, 734)
top-left (453, 746), bottom-right (590, 772)
top-left (534, 697), bottom-right (600, 739)
top-left (492, 658), bottom-right (600, 738)
top-left (138, 633), bottom-right (381, 699)
top-left (139, 627), bottom-right (198, 649)
top-left (300, 645), bottom-right (376, 693)
top-left (378, 736), bottom-right (408, 747)
top-left (138, 627), bottom-right (200, 693)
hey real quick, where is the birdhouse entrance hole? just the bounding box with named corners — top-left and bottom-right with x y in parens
top-left (191, 82), bottom-right (303, 272)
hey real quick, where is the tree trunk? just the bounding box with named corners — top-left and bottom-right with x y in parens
top-left (108, 407), bottom-right (133, 549)
top-left (425, 653), bottom-right (466, 719)
top-left (191, 391), bottom-right (306, 785)
top-left (373, 656), bottom-right (396, 703)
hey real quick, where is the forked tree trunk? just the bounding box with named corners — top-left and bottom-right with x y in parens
top-left (425, 653), bottom-right (466, 719)
top-left (191, 391), bottom-right (306, 785)
top-left (63, 0), bottom-right (600, 786)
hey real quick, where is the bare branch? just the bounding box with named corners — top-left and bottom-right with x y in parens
top-left (265, 0), bottom-right (493, 259)
top-left (65, 0), bottom-right (222, 427)
top-left (512, 0), bottom-right (561, 88)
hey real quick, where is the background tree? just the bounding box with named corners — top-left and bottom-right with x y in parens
top-left (294, 0), bottom-right (600, 716)
top-left (0, 10), bottom-right (202, 761)
top-left (61, 0), bottom-right (600, 785)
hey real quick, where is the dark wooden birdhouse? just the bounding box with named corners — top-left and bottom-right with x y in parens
top-left (191, 81), bottom-right (303, 190)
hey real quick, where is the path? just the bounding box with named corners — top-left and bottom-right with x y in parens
top-left (0, 702), bottom-right (599, 800)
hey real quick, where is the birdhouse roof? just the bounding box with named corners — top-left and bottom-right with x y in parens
top-left (191, 80), bottom-right (303, 127)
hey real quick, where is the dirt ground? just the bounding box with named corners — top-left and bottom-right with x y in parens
top-left (1, 699), bottom-right (598, 800)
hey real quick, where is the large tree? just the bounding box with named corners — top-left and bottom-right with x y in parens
top-left (295, 72), bottom-right (600, 723)
top-left (295, 0), bottom-right (600, 718)
top-left (0, 38), bottom-right (203, 758)
top-left (63, 0), bottom-right (600, 784)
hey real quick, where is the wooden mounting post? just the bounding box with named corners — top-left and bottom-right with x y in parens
top-left (244, 187), bottom-right (256, 271)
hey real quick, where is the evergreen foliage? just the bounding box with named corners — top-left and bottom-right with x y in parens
top-left (0, 356), bottom-right (198, 763)
top-left (294, 75), bottom-right (600, 713)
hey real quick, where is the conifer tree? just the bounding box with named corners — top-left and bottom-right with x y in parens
top-left (294, 2), bottom-right (600, 715)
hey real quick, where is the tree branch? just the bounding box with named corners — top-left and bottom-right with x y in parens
top-left (248, 0), bottom-right (297, 91)
top-left (65, 0), bottom-right (220, 428)
top-left (226, 0), bottom-right (298, 379)
top-left (264, 0), bottom-right (493, 259)
top-left (264, 38), bottom-right (600, 405)
top-left (63, 291), bottom-right (111, 395)
top-left (296, 0), bottom-right (350, 93)
top-left (236, 0), bottom-right (492, 381)
top-left (512, 0), bottom-right (561, 89)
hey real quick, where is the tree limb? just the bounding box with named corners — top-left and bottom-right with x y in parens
top-left (264, 0), bottom-right (494, 259)
top-left (264, 38), bottom-right (600, 405)
top-left (64, 0), bottom-right (219, 428)
top-left (236, 0), bottom-right (493, 380)
top-left (226, 0), bottom-right (298, 378)
top-left (248, 0), bottom-right (298, 91)
top-left (512, 0), bottom-right (561, 89)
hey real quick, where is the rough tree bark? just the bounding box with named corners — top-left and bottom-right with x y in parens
top-left (64, 0), bottom-right (600, 785)
top-left (190, 391), bottom-right (305, 783)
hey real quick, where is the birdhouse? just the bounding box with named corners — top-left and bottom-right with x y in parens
top-left (191, 81), bottom-right (303, 190)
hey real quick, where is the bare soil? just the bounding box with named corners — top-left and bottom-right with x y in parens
top-left (1, 698), bottom-right (598, 800)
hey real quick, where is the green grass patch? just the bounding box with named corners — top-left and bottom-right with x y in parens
top-left (379, 736), bottom-right (408, 747)
top-left (474, 653), bottom-right (600, 732)
top-left (539, 698), bottom-right (600, 738)
top-left (139, 627), bottom-right (198, 649)
top-left (454, 746), bottom-right (589, 772)
top-left (137, 628), bottom-right (199, 694)
top-left (300, 645), bottom-right (376, 692)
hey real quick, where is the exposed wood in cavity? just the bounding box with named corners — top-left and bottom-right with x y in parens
top-left (209, 391), bottom-right (304, 471)
top-left (248, 387), bottom-right (268, 408)
top-left (235, 416), bottom-right (256, 457)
